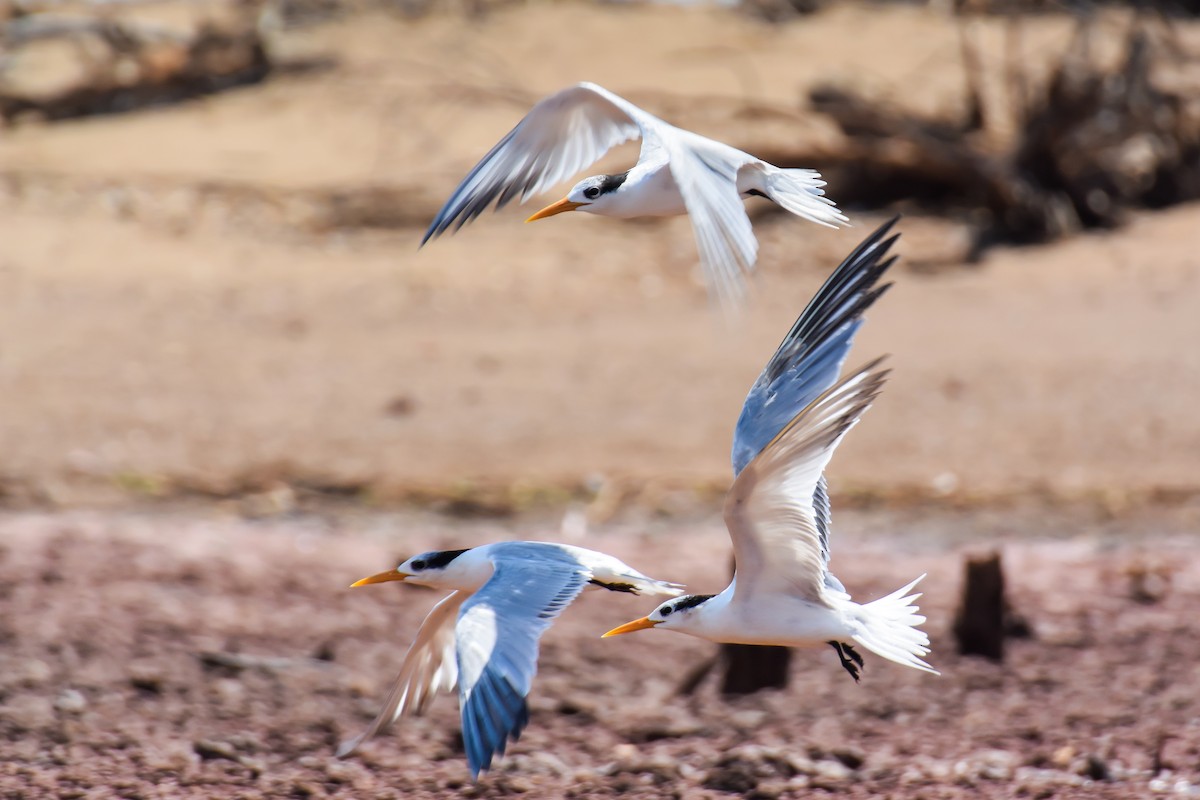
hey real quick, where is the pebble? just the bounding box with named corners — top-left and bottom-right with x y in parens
top-left (54, 689), bottom-right (87, 715)
top-left (702, 759), bottom-right (759, 794)
top-left (17, 659), bottom-right (53, 687)
top-left (193, 739), bottom-right (238, 762)
top-left (810, 759), bottom-right (852, 789)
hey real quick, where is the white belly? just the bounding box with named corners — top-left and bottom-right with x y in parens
top-left (709, 596), bottom-right (850, 647)
top-left (602, 163), bottom-right (688, 218)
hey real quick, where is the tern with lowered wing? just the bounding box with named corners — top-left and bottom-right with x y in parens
top-left (605, 219), bottom-right (936, 680)
top-left (422, 82), bottom-right (848, 307)
top-left (338, 542), bottom-right (681, 778)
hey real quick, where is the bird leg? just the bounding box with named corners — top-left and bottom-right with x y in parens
top-left (828, 641), bottom-right (863, 682)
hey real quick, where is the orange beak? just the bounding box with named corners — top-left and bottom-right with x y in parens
top-left (601, 616), bottom-right (659, 638)
top-left (526, 198), bottom-right (586, 222)
top-left (349, 568), bottom-right (409, 588)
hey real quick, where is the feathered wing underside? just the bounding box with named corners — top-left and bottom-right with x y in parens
top-left (455, 551), bottom-right (590, 778)
top-left (665, 131), bottom-right (761, 311)
top-left (422, 82), bottom-right (644, 243)
top-left (336, 589), bottom-right (466, 758)
top-left (724, 360), bottom-right (890, 604)
top-left (732, 216), bottom-right (901, 476)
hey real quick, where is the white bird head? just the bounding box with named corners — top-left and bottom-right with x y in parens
top-left (349, 548), bottom-right (472, 590)
top-left (526, 172), bottom-right (629, 221)
top-left (601, 593), bottom-right (716, 638)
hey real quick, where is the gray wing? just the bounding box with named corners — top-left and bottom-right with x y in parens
top-left (811, 476), bottom-right (846, 593)
top-left (454, 548), bottom-right (589, 778)
top-left (336, 589), bottom-right (466, 757)
top-left (725, 360), bottom-right (889, 603)
top-left (730, 218), bottom-right (900, 581)
top-left (732, 216), bottom-right (901, 476)
top-left (661, 131), bottom-right (762, 309)
top-left (422, 83), bottom-right (644, 243)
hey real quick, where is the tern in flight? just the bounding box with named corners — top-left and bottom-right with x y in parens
top-left (337, 542), bottom-right (681, 777)
top-left (422, 82), bottom-right (848, 307)
top-left (605, 218), bottom-right (937, 680)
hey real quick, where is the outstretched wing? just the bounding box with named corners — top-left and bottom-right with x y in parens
top-left (724, 360), bottom-right (889, 604)
top-left (422, 82), bottom-right (645, 243)
top-left (662, 131), bottom-right (763, 309)
top-left (732, 216), bottom-right (901, 475)
top-left (335, 590), bottom-right (466, 758)
top-left (455, 547), bottom-right (590, 778)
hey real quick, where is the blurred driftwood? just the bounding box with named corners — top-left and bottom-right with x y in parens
top-left (0, 12), bottom-right (270, 124)
top-left (794, 14), bottom-right (1200, 257)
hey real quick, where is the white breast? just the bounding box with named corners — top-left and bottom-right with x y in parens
top-left (599, 162), bottom-right (687, 219)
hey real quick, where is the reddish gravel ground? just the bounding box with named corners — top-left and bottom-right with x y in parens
top-left (0, 504), bottom-right (1197, 799)
top-left (3, 4), bottom-right (1200, 799)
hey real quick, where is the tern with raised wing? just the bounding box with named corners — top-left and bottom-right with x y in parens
top-left (604, 219), bottom-right (936, 680)
top-left (422, 82), bottom-right (848, 306)
top-left (338, 542), bottom-right (681, 778)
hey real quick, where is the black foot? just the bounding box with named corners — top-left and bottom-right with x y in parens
top-left (828, 641), bottom-right (863, 682)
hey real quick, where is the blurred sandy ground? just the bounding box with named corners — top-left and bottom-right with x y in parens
top-left (0, 2), bottom-right (1198, 509)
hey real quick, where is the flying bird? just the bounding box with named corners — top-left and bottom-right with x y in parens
top-left (422, 82), bottom-right (848, 307)
top-left (337, 542), bottom-right (681, 778)
top-left (604, 219), bottom-right (937, 680)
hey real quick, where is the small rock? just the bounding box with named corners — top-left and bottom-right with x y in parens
top-left (1073, 754), bottom-right (1110, 781)
top-left (290, 781), bottom-right (324, 798)
top-left (142, 740), bottom-right (198, 772)
top-left (18, 659), bottom-right (53, 686)
top-left (1052, 745), bottom-right (1076, 768)
top-left (977, 749), bottom-right (1017, 781)
top-left (213, 678), bottom-right (245, 707)
top-left (54, 689), bottom-right (87, 715)
top-left (555, 697), bottom-right (598, 721)
top-left (747, 779), bottom-right (788, 799)
top-left (129, 665), bottom-right (165, 695)
top-left (830, 746), bottom-right (866, 770)
top-left (729, 709), bottom-right (767, 729)
top-left (312, 641), bottom-right (336, 662)
top-left (619, 709), bottom-right (705, 742)
top-left (193, 739), bottom-right (238, 762)
top-left (703, 759), bottom-right (759, 794)
top-left (810, 759), bottom-right (852, 789)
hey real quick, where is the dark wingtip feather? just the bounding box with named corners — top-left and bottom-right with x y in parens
top-left (461, 673), bottom-right (531, 780)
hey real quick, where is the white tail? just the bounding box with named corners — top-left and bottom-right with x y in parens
top-left (753, 165), bottom-right (849, 229)
top-left (848, 575), bottom-right (939, 675)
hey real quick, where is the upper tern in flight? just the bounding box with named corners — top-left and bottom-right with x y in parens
top-left (422, 81), bottom-right (848, 308)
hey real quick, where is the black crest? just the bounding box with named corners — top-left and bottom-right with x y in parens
top-left (672, 594), bottom-right (715, 612)
top-left (422, 549), bottom-right (469, 569)
top-left (598, 171), bottom-right (629, 195)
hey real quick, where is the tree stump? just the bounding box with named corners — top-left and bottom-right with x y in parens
top-left (719, 644), bottom-right (791, 695)
top-left (953, 550), bottom-right (1008, 661)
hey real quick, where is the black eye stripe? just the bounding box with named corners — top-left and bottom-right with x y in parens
top-left (670, 594), bottom-right (715, 612)
top-left (409, 549), bottom-right (469, 571)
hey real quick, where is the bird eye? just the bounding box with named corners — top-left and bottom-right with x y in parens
top-left (583, 186), bottom-right (600, 200)
top-left (412, 560), bottom-right (426, 570)
top-left (661, 606), bottom-right (673, 617)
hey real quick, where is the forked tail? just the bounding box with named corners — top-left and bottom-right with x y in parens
top-left (848, 575), bottom-right (939, 675)
top-left (753, 165), bottom-right (850, 229)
